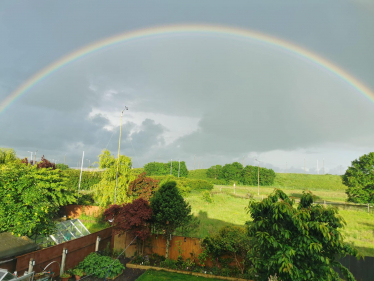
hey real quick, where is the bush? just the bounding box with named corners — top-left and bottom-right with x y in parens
top-left (202, 191), bottom-right (213, 203)
top-left (153, 176), bottom-right (213, 195)
top-left (0, 148), bottom-right (16, 165)
top-left (78, 252), bottom-right (125, 279)
top-left (246, 189), bottom-right (358, 281)
top-left (56, 163), bottom-right (69, 170)
top-left (128, 172), bottom-right (160, 201)
top-left (62, 169), bottom-right (102, 191)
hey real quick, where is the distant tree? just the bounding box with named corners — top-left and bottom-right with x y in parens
top-left (128, 172), bottom-right (160, 201)
top-left (207, 165), bottom-right (222, 179)
top-left (104, 198), bottom-right (152, 255)
top-left (343, 152), bottom-right (374, 203)
top-left (221, 162), bottom-right (243, 182)
top-left (143, 161), bottom-right (189, 177)
top-left (0, 148), bottom-right (16, 165)
top-left (150, 180), bottom-right (193, 258)
top-left (97, 149), bottom-right (116, 169)
top-left (0, 162), bottom-right (76, 236)
top-left (56, 163), bottom-right (69, 170)
top-left (37, 155), bottom-right (56, 169)
top-left (246, 189), bottom-right (358, 281)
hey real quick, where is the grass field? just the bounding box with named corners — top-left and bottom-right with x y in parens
top-left (136, 269), bottom-right (224, 281)
top-left (184, 186), bottom-right (374, 257)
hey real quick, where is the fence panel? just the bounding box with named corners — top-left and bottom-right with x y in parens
top-left (16, 227), bottom-right (112, 277)
top-left (60, 205), bottom-right (103, 219)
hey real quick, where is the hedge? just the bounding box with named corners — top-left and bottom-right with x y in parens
top-left (144, 161), bottom-right (188, 177)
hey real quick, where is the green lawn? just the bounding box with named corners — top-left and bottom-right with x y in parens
top-left (184, 186), bottom-right (374, 257)
top-left (136, 269), bottom-right (225, 281)
top-left (78, 213), bottom-right (110, 233)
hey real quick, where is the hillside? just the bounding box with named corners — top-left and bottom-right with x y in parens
top-left (187, 169), bottom-right (346, 191)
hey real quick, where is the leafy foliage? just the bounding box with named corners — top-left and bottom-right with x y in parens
top-left (206, 162), bottom-right (275, 186)
top-left (128, 172), bottom-right (160, 201)
top-left (37, 155), bottom-right (56, 169)
top-left (62, 169), bottom-right (102, 191)
top-left (202, 225), bottom-right (251, 274)
top-left (144, 161), bottom-right (189, 177)
top-left (91, 149), bottom-right (135, 207)
top-left (201, 191), bottom-right (213, 203)
top-left (56, 163), bottom-right (69, 170)
top-left (0, 148), bottom-right (16, 165)
top-left (246, 189), bottom-right (358, 281)
top-left (343, 152), bottom-right (374, 203)
top-left (77, 252), bottom-right (125, 279)
top-left (152, 175), bottom-right (213, 195)
top-left (0, 162), bottom-right (76, 236)
top-left (104, 198), bottom-right (152, 241)
top-left (150, 180), bottom-right (193, 258)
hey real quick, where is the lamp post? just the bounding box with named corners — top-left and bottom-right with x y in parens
top-left (86, 159), bottom-right (90, 168)
top-left (115, 107), bottom-right (128, 204)
top-left (255, 159), bottom-right (261, 196)
top-left (34, 150), bottom-right (38, 164)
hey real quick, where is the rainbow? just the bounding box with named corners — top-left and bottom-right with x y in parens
top-left (1, 24), bottom-right (374, 113)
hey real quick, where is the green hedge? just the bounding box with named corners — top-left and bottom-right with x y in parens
top-left (62, 170), bottom-right (102, 190)
top-left (151, 175), bottom-right (213, 195)
top-left (144, 161), bottom-right (188, 177)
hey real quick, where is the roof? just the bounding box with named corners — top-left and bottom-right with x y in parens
top-left (0, 233), bottom-right (38, 260)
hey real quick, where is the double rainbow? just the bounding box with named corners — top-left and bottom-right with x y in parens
top-left (1, 24), bottom-right (373, 113)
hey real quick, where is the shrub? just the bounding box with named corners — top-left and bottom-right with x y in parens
top-left (128, 172), bottom-right (160, 201)
top-left (56, 163), bottom-right (69, 170)
top-left (202, 191), bottom-right (213, 203)
top-left (37, 155), bottom-right (56, 169)
top-left (78, 252), bottom-right (124, 279)
top-left (62, 169), bottom-right (102, 191)
top-left (153, 176), bottom-right (213, 195)
top-left (0, 148), bottom-right (16, 165)
top-left (104, 198), bottom-right (152, 254)
top-left (246, 189), bottom-right (358, 281)
top-left (202, 225), bottom-right (251, 275)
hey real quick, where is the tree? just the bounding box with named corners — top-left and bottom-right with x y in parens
top-left (343, 152), bottom-right (374, 203)
top-left (221, 162), bottom-right (243, 182)
top-left (0, 162), bottom-right (76, 237)
top-left (207, 165), bottom-right (222, 179)
top-left (91, 150), bottom-right (135, 206)
top-left (246, 189), bottom-right (358, 281)
top-left (143, 161), bottom-right (189, 177)
top-left (150, 180), bottom-right (193, 258)
top-left (128, 172), bottom-right (160, 201)
top-left (56, 163), bottom-right (69, 170)
top-left (104, 198), bottom-right (152, 254)
top-left (37, 155), bottom-right (56, 169)
top-left (0, 148), bottom-right (16, 165)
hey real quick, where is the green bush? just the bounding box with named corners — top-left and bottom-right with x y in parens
top-left (144, 161), bottom-right (188, 177)
top-left (202, 191), bottom-right (213, 203)
top-left (62, 170), bottom-right (102, 191)
top-left (78, 252), bottom-right (125, 279)
top-left (152, 176), bottom-right (213, 195)
top-left (56, 163), bottom-right (69, 170)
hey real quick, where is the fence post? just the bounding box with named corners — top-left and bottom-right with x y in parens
top-left (95, 235), bottom-right (101, 251)
top-left (28, 258), bottom-right (34, 274)
top-left (60, 248), bottom-right (67, 276)
top-left (368, 203), bottom-right (370, 213)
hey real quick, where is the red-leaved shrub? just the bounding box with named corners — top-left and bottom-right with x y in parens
top-left (128, 172), bottom-right (160, 201)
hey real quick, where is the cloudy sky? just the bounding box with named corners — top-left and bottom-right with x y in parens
top-left (1, 0), bottom-right (374, 174)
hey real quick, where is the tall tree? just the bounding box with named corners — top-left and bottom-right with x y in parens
top-left (0, 147), bottom-right (16, 165)
top-left (343, 152), bottom-right (374, 203)
top-left (246, 189), bottom-right (358, 281)
top-left (150, 180), bottom-right (193, 258)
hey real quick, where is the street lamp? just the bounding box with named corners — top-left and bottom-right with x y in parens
top-left (255, 159), bottom-right (261, 196)
top-left (27, 151), bottom-right (33, 164)
top-left (34, 150), bottom-right (38, 164)
top-left (115, 106), bottom-right (128, 204)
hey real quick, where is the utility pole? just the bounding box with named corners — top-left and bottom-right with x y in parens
top-left (87, 159), bottom-right (90, 168)
top-left (34, 150), bottom-right (38, 164)
top-left (27, 151), bottom-right (33, 164)
top-left (242, 156), bottom-right (245, 167)
top-left (255, 159), bottom-right (260, 196)
top-left (78, 151), bottom-right (84, 197)
top-left (115, 107), bottom-right (128, 204)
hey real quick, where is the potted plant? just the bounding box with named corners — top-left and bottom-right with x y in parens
top-left (72, 268), bottom-right (85, 281)
top-left (60, 272), bottom-right (71, 281)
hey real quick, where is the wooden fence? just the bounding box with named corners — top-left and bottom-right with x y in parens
top-left (15, 227), bottom-right (113, 277)
top-left (60, 205), bottom-right (103, 219)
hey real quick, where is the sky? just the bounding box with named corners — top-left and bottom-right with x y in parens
top-left (1, 0), bottom-right (374, 174)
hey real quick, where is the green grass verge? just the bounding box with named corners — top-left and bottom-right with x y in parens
top-left (136, 269), bottom-right (225, 281)
top-left (78, 213), bottom-right (110, 233)
top-left (184, 186), bottom-right (374, 257)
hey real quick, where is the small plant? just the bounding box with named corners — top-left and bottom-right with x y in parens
top-left (160, 258), bottom-right (177, 269)
top-left (202, 191), bottom-right (213, 203)
top-left (72, 268), bottom-right (84, 277)
top-left (268, 273), bottom-right (280, 281)
top-left (60, 273), bottom-right (71, 278)
top-left (78, 252), bottom-right (125, 279)
top-left (131, 255), bottom-right (145, 264)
